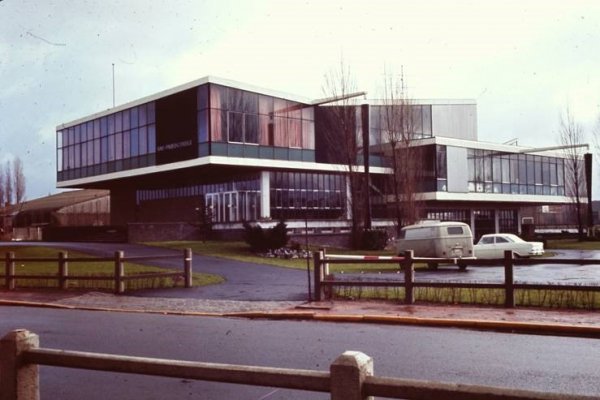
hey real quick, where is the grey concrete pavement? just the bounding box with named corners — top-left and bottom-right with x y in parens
top-left (1, 289), bottom-right (599, 338)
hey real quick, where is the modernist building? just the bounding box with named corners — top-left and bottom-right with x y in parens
top-left (56, 76), bottom-right (589, 242)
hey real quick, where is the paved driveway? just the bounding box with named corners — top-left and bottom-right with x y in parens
top-left (0, 242), bottom-right (311, 301)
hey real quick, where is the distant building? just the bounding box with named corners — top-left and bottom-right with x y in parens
top-left (54, 76), bottom-right (590, 243)
top-left (1, 189), bottom-right (110, 241)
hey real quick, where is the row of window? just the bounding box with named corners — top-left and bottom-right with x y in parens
top-left (424, 208), bottom-right (518, 235)
top-left (207, 84), bottom-right (315, 149)
top-left (467, 149), bottom-right (566, 196)
top-left (58, 125), bottom-right (156, 171)
top-left (136, 175), bottom-right (261, 205)
top-left (369, 105), bottom-right (433, 145)
top-left (270, 171), bottom-right (345, 192)
top-left (58, 102), bottom-right (156, 147)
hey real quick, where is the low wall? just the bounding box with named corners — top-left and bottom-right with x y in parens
top-left (42, 226), bottom-right (127, 242)
top-left (128, 222), bottom-right (201, 243)
top-left (128, 222), bottom-right (353, 247)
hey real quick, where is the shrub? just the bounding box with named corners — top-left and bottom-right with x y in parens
top-left (243, 221), bottom-right (267, 252)
top-left (361, 229), bottom-right (389, 250)
top-left (243, 220), bottom-right (289, 252)
top-left (269, 220), bottom-right (289, 250)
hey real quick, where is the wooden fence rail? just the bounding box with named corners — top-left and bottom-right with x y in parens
top-left (2, 248), bottom-right (193, 294)
top-left (0, 329), bottom-right (596, 400)
top-left (313, 249), bottom-right (600, 307)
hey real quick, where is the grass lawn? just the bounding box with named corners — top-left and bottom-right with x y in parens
top-left (0, 246), bottom-right (222, 290)
top-left (545, 239), bottom-right (600, 251)
top-left (145, 240), bottom-right (426, 273)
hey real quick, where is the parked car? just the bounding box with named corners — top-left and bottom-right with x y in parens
top-left (396, 221), bottom-right (474, 269)
top-left (474, 233), bottom-right (544, 259)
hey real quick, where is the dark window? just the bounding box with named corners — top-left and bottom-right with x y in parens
top-left (447, 226), bottom-right (464, 235)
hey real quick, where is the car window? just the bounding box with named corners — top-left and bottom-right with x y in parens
top-left (447, 226), bottom-right (463, 235)
top-left (479, 237), bottom-right (494, 244)
top-left (496, 237), bottom-right (510, 243)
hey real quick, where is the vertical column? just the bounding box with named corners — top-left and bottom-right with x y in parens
top-left (0, 329), bottom-right (40, 400)
top-left (184, 248), bottom-right (193, 288)
top-left (114, 251), bottom-right (125, 295)
top-left (5, 252), bottom-right (15, 290)
top-left (494, 209), bottom-right (500, 234)
top-left (504, 250), bottom-right (514, 308)
top-left (260, 171), bottom-right (270, 220)
top-left (313, 251), bottom-right (322, 302)
top-left (330, 351), bottom-right (374, 400)
top-left (345, 176), bottom-right (352, 220)
top-left (361, 103), bottom-right (371, 230)
top-left (58, 252), bottom-right (69, 290)
top-left (402, 250), bottom-right (415, 305)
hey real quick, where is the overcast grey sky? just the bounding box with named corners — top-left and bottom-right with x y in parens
top-left (1, 0), bottom-right (600, 200)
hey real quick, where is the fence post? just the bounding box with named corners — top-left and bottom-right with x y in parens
top-left (330, 351), bottom-right (374, 400)
top-left (58, 252), bottom-right (69, 290)
top-left (313, 251), bottom-right (322, 301)
top-left (402, 250), bottom-right (414, 304)
top-left (114, 251), bottom-right (125, 295)
top-left (504, 250), bottom-right (514, 308)
top-left (0, 329), bottom-right (40, 400)
top-left (5, 252), bottom-right (15, 290)
top-left (184, 248), bottom-right (193, 288)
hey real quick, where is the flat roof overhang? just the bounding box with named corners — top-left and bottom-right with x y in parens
top-left (56, 156), bottom-right (391, 190)
top-left (416, 192), bottom-right (575, 206)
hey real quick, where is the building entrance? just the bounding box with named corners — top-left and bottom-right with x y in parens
top-left (206, 191), bottom-right (260, 223)
top-left (473, 209), bottom-right (495, 241)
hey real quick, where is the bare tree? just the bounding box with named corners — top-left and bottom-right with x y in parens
top-left (379, 69), bottom-right (423, 234)
top-left (318, 59), bottom-right (366, 248)
top-left (0, 163), bottom-right (4, 208)
top-left (13, 157), bottom-right (25, 204)
top-left (4, 161), bottom-right (12, 207)
top-left (559, 107), bottom-right (586, 240)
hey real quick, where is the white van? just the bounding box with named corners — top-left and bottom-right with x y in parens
top-left (396, 221), bottom-right (474, 269)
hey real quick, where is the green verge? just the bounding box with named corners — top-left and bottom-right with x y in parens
top-left (0, 246), bottom-right (222, 291)
top-left (144, 240), bottom-right (425, 273)
top-left (546, 239), bottom-right (600, 251)
top-left (331, 286), bottom-right (600, 310)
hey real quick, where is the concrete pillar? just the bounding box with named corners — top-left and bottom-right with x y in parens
top-left (260, 171), bottom-right (270, 219)
top-left (0, 329), bottom-right (40, 400)
top-left (330, 351), bottom-right (374, 400)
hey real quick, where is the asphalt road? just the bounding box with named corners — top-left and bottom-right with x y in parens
top-left (1, 306), bottom-right (599, 399)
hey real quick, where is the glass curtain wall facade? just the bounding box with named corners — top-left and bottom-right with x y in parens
top-left (368, 105), bottom-right (433, 146)
top-left (207, 84), bottom-right (315, 161)
top-left (270, 172), bottom-right (345, 220)
top-left (57, 83), bottom-right (317, 182)
top-left (57, 102), bottom-right (157, 181)
top-left (467, 149), bottom-right (566, 196)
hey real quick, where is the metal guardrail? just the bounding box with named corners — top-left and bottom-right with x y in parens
top-left (0, 329), bottom-right (596, 400)
top-left (2, 249), bottom-right (193, 294)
